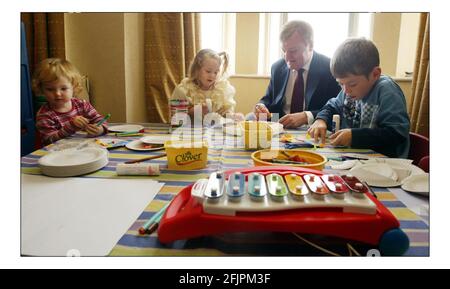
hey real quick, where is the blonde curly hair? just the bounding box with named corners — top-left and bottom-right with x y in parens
top-left (32, 58), bottom-right (85, 97)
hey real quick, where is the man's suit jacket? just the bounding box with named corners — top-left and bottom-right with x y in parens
top-left (259, 51), bottom-right (341, 118)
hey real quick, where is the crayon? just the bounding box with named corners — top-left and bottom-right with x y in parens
top-left (138, 202), bottom-right (170, 235)
top-left (97, 113), bottom-right (111, 126)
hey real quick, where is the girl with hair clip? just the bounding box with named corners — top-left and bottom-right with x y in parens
top-left (171, 49), bottom-right (242, 124)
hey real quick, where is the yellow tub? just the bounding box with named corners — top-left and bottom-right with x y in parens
top-left (251, 149), bottom-right (327, 171)
top-left (240, 121), bottom-right (273, 150)
top-left (164, 140), bottom-right (208, 170)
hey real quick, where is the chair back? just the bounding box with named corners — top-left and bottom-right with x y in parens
top-left (408, 132), bottom-right (429, 165)
top-left (21, 22), bottom-right (36, 156)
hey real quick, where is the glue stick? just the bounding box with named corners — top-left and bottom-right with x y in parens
top-left (332, 114), bottom-right (340, 133)
top-left (116, 163), bottom-right (160, 176)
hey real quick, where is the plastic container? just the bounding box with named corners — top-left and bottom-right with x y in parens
top-left (240, 121), bottom-right (273, 150)
top-left (251, 149), bottom-right (327, 170)
top-left (170, 99), bottom-right (189, 127)
top-left (164, 140), bottom-right (208, 170)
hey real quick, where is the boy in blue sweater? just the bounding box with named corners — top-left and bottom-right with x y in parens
top-left (307, 38), bottom-right (410, 158)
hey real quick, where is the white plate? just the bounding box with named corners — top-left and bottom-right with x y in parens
top-left (38, 147), bottom-right (108, 177)
top-left (329, 160), bottom-right (359, 170)
top-left (401, 173), bottom-right (429, 196)
top-left (39, 147), bottom-right (106, 167)
top-left (350, 163), bottom-right (401, 187)
top-left (140, 135), bottom-right (173, 145)
top-left (95, 138), bottom-right (129, 149)
top-left (108, 124), bottom-right (144, 133)
top-left (349, 161), bottom-right (425, 188)
top-left (125, 139), bottom-right (165, 151)
top-left (369, 159), bottom-right (424, 180)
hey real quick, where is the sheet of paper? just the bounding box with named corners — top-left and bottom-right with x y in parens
top-left (21, 174), bottom-right (164, 256)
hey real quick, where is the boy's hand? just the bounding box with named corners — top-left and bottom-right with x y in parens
top-left (330, 129), bottom-right (352, 147)
top-left (72, 116), bottom-right (89, 130)
top-left (254, 103), bottom-right (270, 120)
top-left (307, 119), bottom-right (328, 144)
top-left (85, 123), bottom-right (104, 137)
top-left (279, 112), bottom-right (307, 128)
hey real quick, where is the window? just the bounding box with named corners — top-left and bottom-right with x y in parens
top-left (200, 13), bottom-right (236, 75)
top-left (261, 13), bottom-right (373, 75)
top-left (200, 13), bottom-right (373, 76)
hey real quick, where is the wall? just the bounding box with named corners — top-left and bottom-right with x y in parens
top-left (372, 12), bottom-right (419, 78)
top-left (65, 12), bottom-right (148, 123)
top-left (65, 13), bottom-right (127, 122)
top-left (124, 13), bottom-right (147, 123)
top-left (372, 13), bottom-right (402, 77)
top-left (64, 12), bottom-right (418, 121)
top-left (235, 13), bottom-right (260, 74)
top-left (396, 13), bottom-right (420, 77)
top-left (229, 75), bottom-right (269, 114)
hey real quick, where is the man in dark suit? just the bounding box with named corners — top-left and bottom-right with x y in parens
top-left (254, 20), bottom-right (341, 128)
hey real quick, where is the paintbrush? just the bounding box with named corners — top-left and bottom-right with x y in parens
top-left (124, 153), bottom-right (167, 164)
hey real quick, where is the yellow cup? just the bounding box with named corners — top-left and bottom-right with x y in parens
top-left (164, 140), bottom-right (208, 170)
top-left (240, 121), bottom-right (273, 150)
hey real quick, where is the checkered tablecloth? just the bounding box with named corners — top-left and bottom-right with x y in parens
top-left (21, 125), bottom-right (429, 256)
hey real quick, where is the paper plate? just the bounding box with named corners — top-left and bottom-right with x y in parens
top-left (108, 124), bottom-right (144, 133)
top-left (329, 160), bottom-right (359, 170)
top-left (125, 139), bottom-right (165, 151)
top-left (140, 135), bottom-right (173, 145)
top-left (38, 147), bottom-right (108, 177)
top-left (349, 163), bottom-right (401, 187)
top-left (95, 138), bottom-right (129, 149)
top-left (361, 159), bottom-right (424, 180)
top-left (401, 173), bottom-right (429, 196)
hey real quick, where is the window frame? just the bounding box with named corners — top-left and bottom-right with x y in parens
top-left (258, 12), bottom-right (374, 75)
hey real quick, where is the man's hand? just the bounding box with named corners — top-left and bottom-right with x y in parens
top-left (307, 119), bottom-right (328, 144)
top-left (71, 116), bottom-right (89, 130)
top-left (330, 129), bottom-right (352, 147)
top-left (254, 103), bottom-right (270, 120)
top-left (279, 112), bottom-right (308, 128)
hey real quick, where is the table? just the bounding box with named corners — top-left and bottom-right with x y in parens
top-left (21, 124), bottom-right (429, 256)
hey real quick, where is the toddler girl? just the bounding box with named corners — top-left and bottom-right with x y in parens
top-left (32, 58), bottom-right (107, 145)
top-left (171, 49), bottom-right (240, 123)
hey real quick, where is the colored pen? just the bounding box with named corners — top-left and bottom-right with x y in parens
top-left (97, 113), bottom-right (111, 126)
top-left (116, 133), bottom-right (144, 137)
top-left (138, 202), bottom-right (170, 235)
top-left (145, 222), bottom-right (159, 235)
top-left (115, 129), bottom-right (145, 136)
top-left (145, 213), bottom-right (164, 234)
